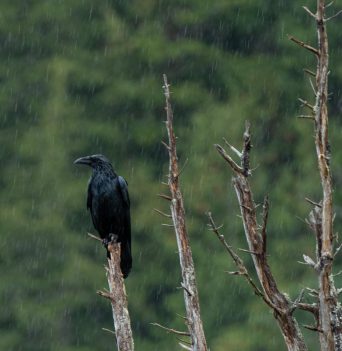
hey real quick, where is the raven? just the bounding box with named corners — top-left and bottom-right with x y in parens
top-left (74, 154), bottom-right (132, 278)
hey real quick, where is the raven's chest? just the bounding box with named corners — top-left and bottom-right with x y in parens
top-left (92, 176), bottom-right (119, 204)
top-left (89, 176), bottom-right (124, 222)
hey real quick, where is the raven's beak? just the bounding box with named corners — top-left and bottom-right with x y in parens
top-left (74, 156), bottom-right (92, 166)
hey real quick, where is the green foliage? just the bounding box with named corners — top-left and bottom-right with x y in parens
top-left (0, 1), bottom-right (341, 350)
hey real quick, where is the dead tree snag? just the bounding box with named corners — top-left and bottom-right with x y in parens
top-left (156, 74), bottom-right (208, 351)
top-left (97, 239), bottom-right (134, 351)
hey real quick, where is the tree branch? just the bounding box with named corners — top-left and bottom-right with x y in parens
top-left (207, 212), bottom-right (283, 311)
top-left (215, 144), bottom-right (244, 174)
top-left (216, 125), bottom-right (308, 351)
top-left (313, 1), bottom-right (342, 349)
top-left (325, 9), bottom-right (342, 21)
top-left (153, 208), bottom-right (172, 218)
top-left (296, 1), bottom-right (342, 349)
top-left (150, 323), bottom-right (190, 337)
top-left (98, 241), bottom-right (134, 351)
top-left (303, 6), bottom-right (317, 19)
top-left (161, 74), bottom-right (208, 351)
top-left (288, 35), bottom-right (319, 56)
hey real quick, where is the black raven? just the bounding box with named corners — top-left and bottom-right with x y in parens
top-left (74, 154), bottom-right (132, 278)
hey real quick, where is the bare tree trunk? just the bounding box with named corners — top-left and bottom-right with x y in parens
top-left (97, 241), bottom-right (134, 351)
top-left (161, 74), bottom-right (208, 351)
top-left (307, 1), bottom-right (342, 349)
top-left (315, 1), bottom-right (335, 348)
top-left (215, 124), bottom-right (308, 351)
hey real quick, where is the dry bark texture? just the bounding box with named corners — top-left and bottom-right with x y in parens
top-left (98, 242), bottom-right (134, 351)
top-left (161, 74), bottom-right (208, 351)
top-left (292, 1), bottom-right (342, 349)
top-left (215, 123), bottom-right (308, 351)
top-left (311, 1), bottom-right (341, 349)
top-left (213, 1), bottom-right (342, 350)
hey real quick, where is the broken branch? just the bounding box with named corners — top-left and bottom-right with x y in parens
top-left (288, 35), bottom-right (319, 56)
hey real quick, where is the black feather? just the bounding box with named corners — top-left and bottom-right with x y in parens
top-left (75, 154), bottom-right (132, 278)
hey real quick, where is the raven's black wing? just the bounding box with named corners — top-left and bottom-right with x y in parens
top-left (118, 176), bottom-right (130, 208)
top-left (87, 177), bottom-right (99, 237)
top-left (86, 178), bottom-right (92, 210)
top-left (117, 176), bottom-right (132, 278)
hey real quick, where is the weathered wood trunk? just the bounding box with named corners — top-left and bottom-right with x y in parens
top-left (314, 1), bottom-right (342, 350)
top-left (163, 74), bottom-right (208, 351)
top-left (98, 242), bottom-right (134, 351)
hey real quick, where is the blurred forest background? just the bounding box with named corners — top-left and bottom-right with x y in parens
top-left (0, 0), bottom-right (341, 350)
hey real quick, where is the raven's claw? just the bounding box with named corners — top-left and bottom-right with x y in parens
top-left (103, 234), bottom-right (118, 247)
top-left (109, 233), bottom-right (119, 243)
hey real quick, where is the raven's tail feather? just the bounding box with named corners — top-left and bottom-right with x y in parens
top-left (120, 240), bottom-right (132, 279)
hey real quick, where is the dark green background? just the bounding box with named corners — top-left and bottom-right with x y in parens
top-left (0, 1), bottom-right (341, 350)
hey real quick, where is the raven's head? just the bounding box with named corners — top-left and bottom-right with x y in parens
top-left (74, 154), bottom-right (111, 168)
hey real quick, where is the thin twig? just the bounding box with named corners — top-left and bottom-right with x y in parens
top-left (289, 289), bottom-right (305, 313)
top-left (309, 78), bottom-right (317, 96)
top-left (303, 324), bottom-right (323, 333)
top-left (215, 144), bottom-right (244, 174)
top-left (304, 68), bottom-right (316, 77)
top-left (298, 98), bottom-right (315, 111)
top-left (334, 243), bottom-right (342, 258)
top-left (240, 204), bottom-right (253, 212)
top-left (180, 282), bottom-right (193, 297)
top-left (102, 327), bottom-right (116, 335)
top-left (179, 342), bottom-right (192, 351)
top-left (306, 287), bottom-right (319, 297)
top-left (150, 323), bottom-right (190, 337)
top-left (288, 35), bottom-right (319, 55)
top-left (302, 6), bottom-right (317, 18)
top-left (223, 137), bottom-right (242, 158)
top-left (87, 232), bottom-right (102, 242)
top-left (97, 290), bottom-right (112, 300)
top-left (176, 337), bottom-right (192, 346)
top-left (176, 158), bottom-right (189, 178)
top-left (206, 212), bottom-right (279, 309)
top-left (153, 208), bottom-right (172, 218)
top-left (305, 197), bottom-right (322, 207)
top-left (296, 303), bottom-right (319, 315)
top-left (161, 140), bottom-right (170, 151)
top-left (238, 248), bottom-right (262, 256)
top-left (298, 254), bottom-right (318, 270)
top-left (157, 193), bottom-right (172, 201)
top-left (325, 9), bottom-right (342, 21)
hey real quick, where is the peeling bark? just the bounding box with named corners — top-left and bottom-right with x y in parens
top-left (98, 242), bottom-right (134, 351)
top-left (162, 74), bottom-right (208, 351)
top-left (313, 1), bottom-right (342, 349)
top-left (216, 124), bottom-right (308, 351)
